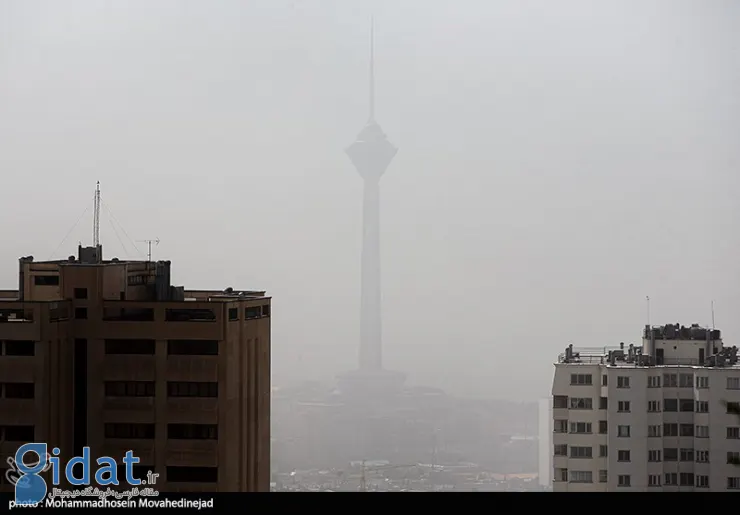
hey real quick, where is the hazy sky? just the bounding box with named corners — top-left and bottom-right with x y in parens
top-left (1, 0), bottom-right (738, 401)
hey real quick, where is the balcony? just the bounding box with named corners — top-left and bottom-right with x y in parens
top-left (102, 396), bottom-right (156, 413)
top-left (166, 356), bottom-right (218, 382)
top-left (167, 398), bottom-right (218, 419)
top-left (102, 356), bottom-right (156, 379)
top-left (100, 440), bottom-right (155, 464)
top-left (165, 440), bottom-right (218, 467)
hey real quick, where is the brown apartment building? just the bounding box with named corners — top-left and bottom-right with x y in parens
top-left (0, 245), bottom-right (271, 492)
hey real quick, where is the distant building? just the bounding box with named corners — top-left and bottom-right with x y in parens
top-left (538, 397), bottom-right (552, 488)
top-left (552, 323), bottom-right (740, 492)
top-left (0, 245), bottom-right (271, 491)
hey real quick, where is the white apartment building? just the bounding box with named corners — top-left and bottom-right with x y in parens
top-left (551, 323), bottom-right (740, 492)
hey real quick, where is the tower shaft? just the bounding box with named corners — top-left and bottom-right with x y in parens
top-left (93, 181), bottom-right (101, 247)
top-left (359, 178), bottom-right (382, 371)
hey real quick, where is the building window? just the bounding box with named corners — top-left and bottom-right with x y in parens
top-left (167, 382), bottom-right (218, 398)
top-left (617, 425), bottom-right (630, 437)
top-left (34, 275), bottom-right (59, 286)
top-left (696, 400), bottom-right (709, 413)
top-left (648, 425), bottom-right (661, 437)
top-left (663, 423), bottom-right (678, 437)
top-left (167, 340), bottom-right (218, 356)
top-left (2, 383), bottom-right (34, 399)
top-left (727, 427), bottom-right (740, 440)
top-left (680, 424), bottom-right (694, 437)
top-left (4, 340), bottom-right (35, 356)
top-left (696, 450), bottom-right (709, 463)
top-left (729, 477), bottom-right (740, 490)
top-left (165, 308), bottom-right (216, 322)
top-left (554, 468), bottom-right (568, 482)
top-left (697, 376), bottom-right (709, 389)
top-left (570, 446), bottom-right (592, 459)
top-left (599, 445), bottom-right (607, 457)
top-left (166, 466), bottom-right (218, 484)
top-left (696, 475), bottom-right (709, 488)
top-left (679, 473), bottom-right (694, 487)
top-left (104, 423), bottom-right (155, 439)
top-left (648, 475), bottom-right (661, 487)
top-left (664, 448), bottom-right (678, 462)
top-left (74, 307), bottom-right (88, 319)
top-left (617, 401), bottom-right (630, 413)
top-left (569, 471), bottom-right (592, 483)
top-left (245, 307), bottom-right (261, 319)
top-left (680, 448), bottom-right (694, 462)
top-left (617, 475), bottom-right (631, 487)
top-left (554, 444), bottom-right (567, 457)
top-left (261, 305), bottom-right (270, 316)
top-left (1, 425), bottom-right (34, 442)
top-left (679, 373), bottom-right (693, 388)
top-left (599, 397), bottom-right (607, 410)
top-left (728, 377), bottom-right (740, 390)
top-left (616, 376), bottom-right (630, 389)
top-left (663, 398), bottom-right (678, 412)
top-left (102, 307), bottom-right (154, 321)
top-left (569, 397), bottom-right (592, 410)
top-left (663, 373), bottom-right (678, 387)
top-left (598, 420), bottom-right (607, 434)
top-left (569, 422), bottom-right (592, 434)
top-left (104, 339), bottom-right (156, 355)
top-left (167, 424), bottom-right (218, 440)
top-left (648, 450), bottom-right (661, 462)
top-left (127, 275), bottom-right (147, 286)
top-left (73, 288), bottom-right (88, 300)
top-left (554, 420), bottom-right (567, 433)
top-left (570, 374), bottom-right (592, 386)
top-left (602, 375), bottom-right (607, 386)
top-left (679, 399), bottom-right (694, 412)
top-left (617, 450), bottom-right (630, 462)
top-left (728, 452), bottom-right (740, 465)
top-left (647, 400), bottom-right (660, 412)
top-left (598, 470), bottom-right (607, 483)
top-left (104, 381), bottom-right (155, 397)
top-left (664, 473), bottom-right (677, 486)
top-left (228, 308), bottom-right (238, 321)
top-left (726, 402), bottom-right (740, 414)
top-left (696, 425), bottom-right (709, 438)
top-left (647, 376), bottom-right (661, 388)
top-left (553, 395), bottom-right (568, 409)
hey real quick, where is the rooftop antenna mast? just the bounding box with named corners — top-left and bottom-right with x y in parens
top-left (646, 296), bottom-right (651, 327)
top-left (137, 238), bottom-right (160, 262)
top-left (711, 300), bottom-right (716, 331)
top-left (368, 16), bottom-right (375, 122)
top-left (93, 181), bottom-right (101, 247)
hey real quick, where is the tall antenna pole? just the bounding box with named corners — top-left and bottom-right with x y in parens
top-left (646, 296), bottom-right (650, 327)
top-left (137, 238), bottom-right (160, 262)
top-left (368, 16), bottom-right (375, 122)
top-left (711, 301), bottom-right (716, 331)
top-left (93, 181), bottom-right (101, 247)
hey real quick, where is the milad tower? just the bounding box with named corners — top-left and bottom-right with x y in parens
top-left (338, 20), bottom-right (406, 398)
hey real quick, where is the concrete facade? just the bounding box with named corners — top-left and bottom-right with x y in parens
top-left (552, 324), bottom-right (740, 492)
top-left (0, 245), bottom-right (271, 492)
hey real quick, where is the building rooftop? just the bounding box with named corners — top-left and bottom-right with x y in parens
top-left (0, 244), bottom-right (268, 312)
top-left (557, 323), bottom-right (737, 369)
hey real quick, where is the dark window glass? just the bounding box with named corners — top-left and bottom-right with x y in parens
top-left (167, 340), bottom-right (218, 356)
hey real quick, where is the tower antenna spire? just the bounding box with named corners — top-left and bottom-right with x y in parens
top-left (93, 181), bottom-right (101, 247)
top-left (369, 16), bottom-right (375, 122)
